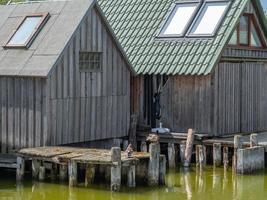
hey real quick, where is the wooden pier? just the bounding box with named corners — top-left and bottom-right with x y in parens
top-left (16, 145), bottom-right (166, 191)
top-left (137, 130), bottom-right (267, 174)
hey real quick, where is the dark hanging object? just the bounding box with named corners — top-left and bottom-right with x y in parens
top-left (154, 92), bottom-right (161, 120)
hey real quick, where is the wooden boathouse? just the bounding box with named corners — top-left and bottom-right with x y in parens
top-left (99, 0), bottom-right (267, 136)
top-left (0, 0), bottom-right (133, 154)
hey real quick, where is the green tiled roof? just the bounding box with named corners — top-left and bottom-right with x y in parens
top-left (98, 0), bottom-right (266, 75)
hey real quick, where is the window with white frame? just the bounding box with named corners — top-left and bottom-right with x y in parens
top-left (158, 0), bottom-right (231, 38)
top-left (159, 3), bottom-right (199, 37)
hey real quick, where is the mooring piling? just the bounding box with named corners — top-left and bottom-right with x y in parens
top-left (183, 129), bottom-right (195, 167)
top-left (110, 147), bottom-right (121, 191)
top-left (250, 134), bottom-right (258, 147)
top-left (85, 164), bottom-right (95, 186)
top-left (39, 165), bottom-right (46, 181)
top-left (68, 160), bottom-right (78, 187)
top-left (223, 147), bottom-right (229, 170)
top-left (140, 141), bottom-right (148, 152)
top-left (213, 143), bottom-right (222, 167)
top-left (59, 165), bottom-right (68, 181)
top-left (32, 159), bottom-right (40, 179)
top-left (148, 142), bottom-right (160, 186)
top-left (233, 135), bottom-right (242, 172)
top-left (127, 165), bottom-right (136, 188)
top-left (168, 143), bottom-right (176, 169)
top-left (16, 157), bottom-right (25, 181)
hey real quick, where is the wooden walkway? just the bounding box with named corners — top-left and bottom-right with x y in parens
top-left (16, 146), bottom-right (166, 191)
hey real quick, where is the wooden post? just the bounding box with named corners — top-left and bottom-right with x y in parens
top-left (148, 142), bottom-right (160, 186)
top-left (123, 140), bottom-right (129, 151)
top-left (159, 156), bottom-right (166, 185)
top-left (196, 145), bottom-right (200, 167)
top-left (233, 135), bottom-right (242, 172)
top-left (250, 134), bottom-right (258, 147)
top-left (68, 160), bottom-right (78, 187)
top-left (39, 166), bottom-right (46, 181)
top-left (111, 147), bottom-right (121, 191)
top-left (85, 164), bottom-right (95, 187)
top-left (32, 159), bottom-right (40, 179)
top-left (140, 141), bottom-right (148, 152)
top-left (168, 143), bottom-right (176, 169)
top-left (59, 165), bottom-right (68, 181)
top-left (213, 143), bottom-right (222, 167)
top-left (223, 147), bottom-right (229, 170)
top-left (198, 145), bottom-right (206, 171)
top-left (16, 157), bottom-right (25, 181)
top-left (127, 165), bottom-right (136, 188)
top-left (129, 114), bottom-right (138, 150)
top-left (183, 129), bottom-right (195, 167)
top-left (180, 141), bottom-right (186, 164)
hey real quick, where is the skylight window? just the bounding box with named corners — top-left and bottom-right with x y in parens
top-left (158, 0), bottom-right (231, 38)
top-left (159, 3), bottom-right (199, 37)
top-left (5, 13), bottom-right (50, 48)
top-left (189, 1), bottom-right (230, 36)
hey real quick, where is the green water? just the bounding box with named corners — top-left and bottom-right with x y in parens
top-left (0, 167), bottom-right (267, 200)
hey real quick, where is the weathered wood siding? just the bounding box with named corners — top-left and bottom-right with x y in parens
top-left (213, 62), bottom-right (267, 136)
top-left (160, 76), bottom-right (212, 134)
top-left (0, 78), bottom-right (48, 153)
top-left (47, 6), bottom-right (131, 145)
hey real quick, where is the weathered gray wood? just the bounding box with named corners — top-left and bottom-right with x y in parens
top-left (196, 145), bottom-right (206, 171)
top-left (237, 147), bottom-right (265, 174)
top-left (59, 165), bottom-right (68, 181)
top-left (129, 114), bottom-right (138, 150)
top-left (85, 164), bottom-right (95, 186)
top-left (32, 159), bottom-right (40, 179)
top-left (123, 140), bottom-right (129, 151)
top-left (140, 141), bottom-right (148, 152)
top-left (180, 141), bottom-right (186, 164)
top-left (223, 147), bottom-right (229, 170)
top-left (127, 165), bottom-right (136, 188)
top-left (39, 166), bottom-right (46, 181)
top-left (110, 147), bottom-right (121, 191)
top-left (213, 143), bottom-right (222, 167)
top-left (68, 161), bottom-right (78, 187)
top-left (168, 143), bottom-right (176, 169)
top-left (183, 129), bottom-right (195, 167)
top-left (159, 156), bottom-right (166, 185)
top-left (148, 143), bottom-right (160, 186)
top-left (233, 135), bottom-right (242, 172)
top-left (250, 134), bottom-right (258, 147)
top-left (16, 157), bottom-right (25, 181)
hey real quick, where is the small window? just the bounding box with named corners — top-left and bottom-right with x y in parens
top-left (159, 2), bottom-right (199, 37)
top-left (79, 52), bottom-right (102, 72)
top-left (251, 22), bottom-right (262, 47)
top-left (5, 13), bottom-right (50, 48)
top-left (239, 16), bottom-right (249, 45)
top-left (228, 14), bottom-right (265, 48)
top-left (188, 1), bottom-right (230, 36)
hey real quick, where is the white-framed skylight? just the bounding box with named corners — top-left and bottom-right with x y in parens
top-left (5, 13), bottom-right (50, 48)
top-left (157, 0), bottom-right (231, 39)
top-left (188, 0), bottom-right (231, 37)
top-left (159, 2), bottom-right (200, 37)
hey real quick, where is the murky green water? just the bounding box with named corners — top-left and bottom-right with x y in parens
top-left (0, 167), bottom-right (267, 200)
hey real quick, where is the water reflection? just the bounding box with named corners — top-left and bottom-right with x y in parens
top-left (0, 168), bottom-right (267, 200)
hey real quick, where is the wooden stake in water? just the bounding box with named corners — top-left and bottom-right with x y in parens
top-left (223, 147), bottom-right (229, 170)
top-left (148, 142), bottom-right (160, 186)
top-left (68, 161), bottom-right (77, 187)
top-left (233, 135), bottom-right (242, 172)
top-left (16, 157), bottom-right (25, 181)
top-left (111, 147), bottom-right (121, 191)
top-left (168, 143), bottom-right (176, 169)
top-left (85, 164), bottom-right (95, 187)
top-left (32, 159), bottom-right (40, 179)
top-left (183, 129), bottom-right (195, 167)
top-left (213, 143), bottom-right (222, 167)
